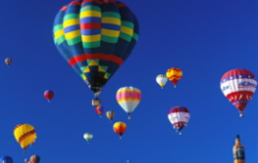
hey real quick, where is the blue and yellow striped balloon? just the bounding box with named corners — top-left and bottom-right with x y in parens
top-left (53, 0), bottom-right (139, 95)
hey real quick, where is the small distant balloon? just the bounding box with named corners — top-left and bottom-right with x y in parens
top-left (106, 110), bottom-right (115, 122)
top-left (5, 58), bottom-right (12, 66)
top-left (30, 155), bottom-right (40, 163)
top-left (168, 106), bottom-right (190, 135)
top-left (0, 156), bottom-right (13, 163)
top-left (83, 133), bottom-right (93, 143)
top-left (166, 67), bottom-right (182, 88)
top-left (44, 90), bottom-right (54, 102)
top-left (95, 106), bottom-right (104, 117)
top-left (113, 122), bottom-right (127, 139)
top-left (156, 74), bottom-right (168, 89)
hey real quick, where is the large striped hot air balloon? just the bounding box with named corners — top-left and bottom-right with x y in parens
top-left (166, 68), bottom-right (182, 88)
top-left (53, 0), bottom-right (139, 106)
top-left (168, 106), bottom-right (190, 135)
top-left (14, 124), bottom-right (37, 153)
top-left (116, 86), bottom-right (141, 119)
top-left (220, 69), bottom-right (257, 117)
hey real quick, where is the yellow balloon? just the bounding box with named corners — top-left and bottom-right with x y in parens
top-left (14, 124), bottom-right (37, 152)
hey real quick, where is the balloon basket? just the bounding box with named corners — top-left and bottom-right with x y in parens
top-left (92, 99), bottom-right (101, 106)
top-left (174, 85), bottom-right (176, 88)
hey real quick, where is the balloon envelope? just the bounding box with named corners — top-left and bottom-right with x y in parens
top-left (30, 155), bottom-right (40, 163)
top-left (95, 106), bottom-right (104, 115)
top-left (113, 122), bottom-right (127, 137)
top-left (166, 67), bottom-right (182, 87)
top-left (83, 133), bottom-right (93, 142)
top-left (5, 58), bottom-right (12, 66)
top-left (156, 74), bottom-right (168, 88)
top-left (116, 86), bottom-right (141, 118)
top-left (44, 90), bottom-right (54, 101)
top-left (0, 156), bottom-right (13, 163)
top-left (106, 110), bottom-right (115, 121)
top-left (53, 0), bottom-right (139, 96)
top-left (14, 124), bottom-right (37, 151)
top-left (220, 69), bottom-right (257, 117)
top-left (168, 106), bottom-right (190, 134)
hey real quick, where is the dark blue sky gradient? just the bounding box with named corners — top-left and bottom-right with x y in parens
top-left (0, 0), bottom-right (257, 162)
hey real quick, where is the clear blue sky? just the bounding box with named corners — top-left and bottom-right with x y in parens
top-left (0, 0), bottom-right (257, 162)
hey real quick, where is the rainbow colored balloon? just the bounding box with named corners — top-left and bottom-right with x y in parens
top-left (53, 0), bottom-right (139, 105)
top-left (116, 86), bottom-right (141, 119)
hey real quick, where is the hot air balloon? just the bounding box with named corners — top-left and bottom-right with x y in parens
top-left (14, 124), bottom-right (37, 153)
top-left (113, 121), bottom-right (127, 138)
top-left (168, 106), bottom-right (190, 135)
top-left (53, 0), bottom-right (140, 106)
top-left (106, 110), bottom-right (115, 122)
top-left (95, 105), bottom-right (104, 117)
top-left (30, 155), bottom-right (40, 163)
top-left (24, 158), bottom-right (30, 163)
top-left (166, 68), bottom-right (182, 88)
top-left (116, 86), bottom-right (141, 119)
top-left (5, 58), bottom-right (12, 66)
top-left (233, 135), bottom-right (245, 163)
top-left (220, 69), bottom-right (257, 117)
top-left (83, 133), bottom-right (93, 143)
top-left (156, 74), bottom-right (168, 89)
top-left (44, 90), bottom-right (54, 102)
top-left (0, 156), bottom-right (13, 163)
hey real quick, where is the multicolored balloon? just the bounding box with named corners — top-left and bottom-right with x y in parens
top-left (220, 69), bottom-right (257, 117)
top-left (166, 68), bottom-right (182, 88)
top-left (53, 0), bottom-right (139, 105)
top-left (113, 122), bottom-right (127, 138)
top-left (84, 133), bottom-right (93, 143)
top-left (156, 74), bottom-right (168, 89)
top-left (5, 58), bottom-right (12, 66)
top-left (106, 110), bottom-right (115, 122)
top-left (95, 105), bottom-right (104, 117)
top-left (30, 155), bottom-right (40, 163)
top-left (44, 90), bottom-right (54, 102)
top-left (14, 124), bottom-right (37, 153)
top-left (116, 86), bottom-right (141, 119)
top-left (0, 156), bottom-right (13, 163)
top-left (168, 106), bottom-right (190, 135)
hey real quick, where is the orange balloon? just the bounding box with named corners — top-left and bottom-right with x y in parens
top-left (113, 122), bottom-right (127, 138)
top-left (166, 67), bottom-right (182, 87)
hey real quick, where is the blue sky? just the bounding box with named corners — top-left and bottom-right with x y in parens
top-left (0, 0), bottom-right (257, 162)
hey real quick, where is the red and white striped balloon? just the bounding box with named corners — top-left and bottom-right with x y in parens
top-left (220, 69), bottom-right (257, 117)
